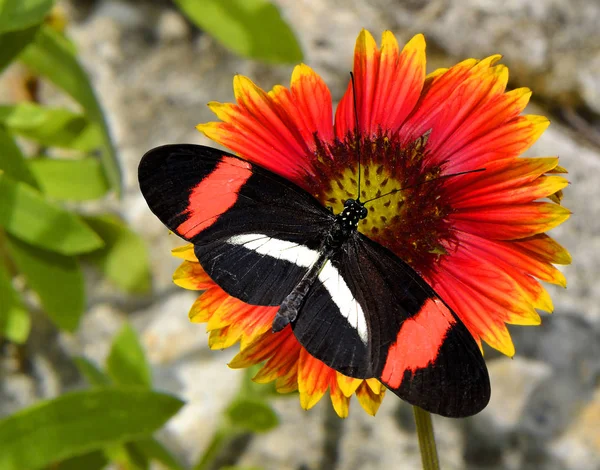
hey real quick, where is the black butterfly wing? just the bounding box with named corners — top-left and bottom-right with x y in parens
top-left (139, 144), bottom-right (334, 305)
top-left (140, 144), bottom-right (490, 416)
top-left (292, 232), bottom-right (490, 417)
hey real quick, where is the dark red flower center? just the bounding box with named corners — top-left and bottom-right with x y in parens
top-left (301, 132), bottom-right (456, 277)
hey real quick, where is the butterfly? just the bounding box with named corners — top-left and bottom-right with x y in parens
top-left (138, 144), bottom-right (490, 417)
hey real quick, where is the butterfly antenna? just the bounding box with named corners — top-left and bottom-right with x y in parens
top-left (350, 72), bottom-right (362, 202)
top-left (362, 168), bottom-right (486, 205)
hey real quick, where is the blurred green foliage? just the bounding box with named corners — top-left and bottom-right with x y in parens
top-left (0, 0), bottom-right (151, 342)
top-left (175, 0), bottom-right (303, 64)
top-left (0, 0), bottom-right (297, 468)
top-left (0, 320), bottom-right (279, 469)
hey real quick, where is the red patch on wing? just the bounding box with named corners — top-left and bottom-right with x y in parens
top-left (380, 298), bottom-right (455, 388)
top-left (176, 156), bottom-right (252, 238)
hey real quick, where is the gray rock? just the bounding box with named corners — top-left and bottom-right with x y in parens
top-left (510, 315), bottom-right (600, 389)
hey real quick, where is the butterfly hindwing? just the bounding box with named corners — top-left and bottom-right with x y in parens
top-left (292, 233), bottom-right (490, 417)
top-left (139, 144), bottom-right (333, 305)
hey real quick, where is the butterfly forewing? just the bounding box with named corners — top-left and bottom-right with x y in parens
top-left (139, 144), bottom-right (333, 305)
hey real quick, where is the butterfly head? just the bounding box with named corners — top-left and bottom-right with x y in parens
top-left (339, 198), bottom-right (368, 230)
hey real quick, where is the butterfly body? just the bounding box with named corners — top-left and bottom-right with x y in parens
top-left (139, 144), bottom-right (491, 417)
top-left (273, 198), bottom-right (366, 332)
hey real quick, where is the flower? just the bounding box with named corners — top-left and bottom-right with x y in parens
top-left (173, 29), bottom-right (570, 417)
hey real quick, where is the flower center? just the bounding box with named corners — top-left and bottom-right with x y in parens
top-left (303, 132), bottom-right (456, 276)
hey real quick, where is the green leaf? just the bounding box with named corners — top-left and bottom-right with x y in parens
top-left (73, 356), bottom-right (111, 387)
top-left (0, 260), bottom-right (31, 343)
top-left (19, 26), bottom-right (121, 194)
top-left (106, 323), bottom-right (152, 388)
top-left (5, 235), bottom-right (84, 331)
top-left (0, 24), bottom-right (40, 72)
top-left (0, 0), bottom-right (55, 33)
top-left (225, 399), bottom-right (279, 433)
top-left (0, 103), bottom-right (102, 151)
top-left (73, 359), bottom-right (182, 470)
top-left (28, 158), bottom-right (109, 201)
top-left (0, 127), bottom-right (38, 187)
top-left (131, 438), bottom-right (185, 470)
top-left (105, 442), bottom-right (148, 470)
top-left (0, 388), bottom-right (184, 470)
top-left (174, 0), bottom-right (302, 64)
top-left (6, 242), bottom-right (81, 334)
top-left (53, 450), bottom-right (108, 470)
top-left (0, 172), bottom-right (103, 255)
top-left (83, 215), bottom-right (151, 293)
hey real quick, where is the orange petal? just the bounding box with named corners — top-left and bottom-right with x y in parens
top-left (335, 31), bottom-right (426, 137)
top-left (274, 362), bottom-right (299, 393)
top-left (171, 244), bottom-right (198, 261)
top-left (188, 286), bottom-right (229, 323)
top-left (208, 324), bottom-right (241, 350)
top-left (229, 329), bottom-right (292, 369)
top-left (336, 373), bottom-right (362, 397)
top-left (365, 378), bottom-right (383, 394)
top-left (510, 233), bottom-right (572, 266)
top-left (207, 295), bottom-right (275, 341)
top-left (173, 261), bottom-right (213, 290)
top-left (355, 381), bottom-right (386, 416)
top-left (252, 330), bottom-right (302, 384)
top-left (329, 375), bottom-right (351, 418)
top-left (298, 348), bottom-right (332, 410)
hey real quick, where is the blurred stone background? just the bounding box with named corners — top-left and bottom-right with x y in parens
top-left (2, 0), bottom-right (600, 469)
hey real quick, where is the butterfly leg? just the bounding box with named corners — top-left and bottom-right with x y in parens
top-left (272, 252), bottom-right (329, 332)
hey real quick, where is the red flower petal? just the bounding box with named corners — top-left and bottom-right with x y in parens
top-left (431, 87), bottom-right (532, 165)
top-left (510, 233), bottom-right (572, 266)
top-left (433, 265), bottom-right (516, 356)
top-left (335, 30), bottom-right (426, 138)
top-left (401, 55), bottom-right (502, 143)
top-left (272, 64), bottom-right (334, 146)
top-left (197, 68), bottom-right (333, 183)
top-left (439, 115), bottom-right (550, 172)
top-left (447, 157), bottom-right (566, 207)
top-left (456, 231), bottom-right (566, 288)
top-left (451, 202), bottom-right (571, 240)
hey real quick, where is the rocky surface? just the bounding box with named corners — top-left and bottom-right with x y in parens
top-left (1, 0), bottom-right (599, 469)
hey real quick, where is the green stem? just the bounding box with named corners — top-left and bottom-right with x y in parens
top-left (413, 406), bottom-right (440, 470)
top-left (193, 427), bottom-right (228, 470)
